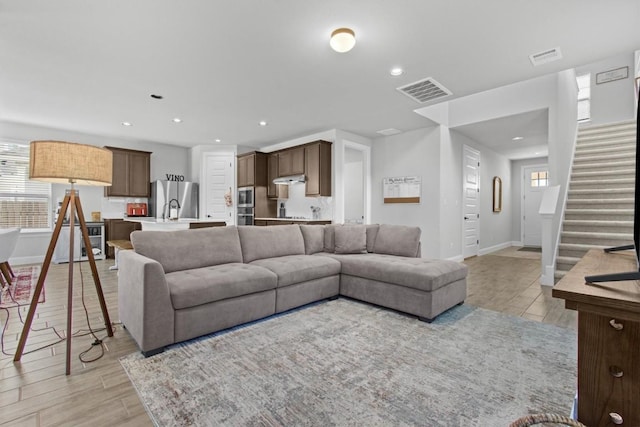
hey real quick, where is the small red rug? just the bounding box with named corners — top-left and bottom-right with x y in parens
top-left (0, 266), bottom-right (45, 309)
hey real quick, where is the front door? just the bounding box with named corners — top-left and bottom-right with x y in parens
top-left (203, 154), bottom-right (234, 224)
top-left (463, 145), bottom-right (480, 258)
top-left (522, 164), bottom-right (549, 247)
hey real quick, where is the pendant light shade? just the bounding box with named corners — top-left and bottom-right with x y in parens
top-left (330, 28), bottom-right (356, 53)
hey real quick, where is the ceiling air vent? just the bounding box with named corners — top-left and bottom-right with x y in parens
top-left (397, 77), bottom-right (452, 104)
top-left (376, 128), bottom-right (402, 136)
top-left (529, 47), bottom-right (562, 66)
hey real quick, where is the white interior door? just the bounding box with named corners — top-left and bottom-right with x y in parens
top-left (203, 154), bottom-right (234, 224)
top-left (463, 145), bottom-right (480, 258)
top-left (344, 147), bottom-right (364, 223)
top-left (522, 164), bottom-right (548, 247)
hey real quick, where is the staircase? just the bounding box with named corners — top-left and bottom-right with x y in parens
top-left (555, 120), bottom-right (637, 282)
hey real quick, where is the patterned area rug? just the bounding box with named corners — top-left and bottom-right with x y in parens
top-left (0, 266), bottom-right (44, 308)
top-left (121, 299), bottom-right (577, 426)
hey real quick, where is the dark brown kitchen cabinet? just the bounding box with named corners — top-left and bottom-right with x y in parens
top-left (305, 141), bottom-right (332, 197)
top-left (237, 153), bottom-right (255, 187)
top-left (104, 147), bottom-right (151, 197)
top-left (278, 146), bottom-right (305, 177)
top-left (267, 153), bottom-right (288, 199)
top-left (104, 219), bottom-right (141, 258)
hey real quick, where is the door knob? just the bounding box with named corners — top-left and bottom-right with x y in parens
top-left (464, 216), bottom-right (469, 220)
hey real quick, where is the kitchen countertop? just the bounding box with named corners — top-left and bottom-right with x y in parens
top-left (254, 217), bottom-right (330, 222)
top-left (124, 217), bottom-right (227, 231)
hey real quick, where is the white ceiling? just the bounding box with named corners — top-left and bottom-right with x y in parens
top-left (452, 109), bottom-right (549, 160)
top-left (1, 1), bottom-right (639, 151)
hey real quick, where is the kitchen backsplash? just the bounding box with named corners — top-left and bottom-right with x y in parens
top-left (278, 183), bottom-right (333, 220)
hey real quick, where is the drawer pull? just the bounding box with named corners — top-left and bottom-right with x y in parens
top-left (609, 365), bottom-right (624, 378)
top-left (609, 412), bottom-right (623, 425)
top-left (609, 319), bottom-right (624, 331)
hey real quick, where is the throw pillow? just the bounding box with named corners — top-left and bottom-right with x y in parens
top-left (334, 225), bottom-right (367, 254)
top-left (323, 224), bottom-right (343, 253)
top-left (372, 224), bottom-right (421, 257)
top-left (300, 224), bottom-right (325, 254)
top-left (365, 224), bottom-right (380, 253)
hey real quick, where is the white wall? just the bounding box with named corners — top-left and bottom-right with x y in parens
top-left (0, 120), bottom-right (189, 264)
top-left (371, 126), bottom-right (441, 259)
top-left (576, 52), bottom-right (637, 126)
top-left (510, 157), bottom-right (549, 243)
top-left (450, 131), bottom-right (513, 254)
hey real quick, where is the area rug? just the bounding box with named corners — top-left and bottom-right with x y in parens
top-left (120, 299), bottom-right (577, 426)
top-left (517, 246), bottom-right (542, 253)
top-left (0, 266), bottom-right (44, 308)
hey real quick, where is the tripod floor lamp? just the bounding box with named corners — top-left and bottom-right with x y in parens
top-left (14, 141), bottom-right (114, 375)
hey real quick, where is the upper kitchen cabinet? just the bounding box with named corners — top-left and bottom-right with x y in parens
top-left (305, 141), bottom-right (332, 197)
top-left (237, 152), bottom-right (268, 187)
top-left (267, 153), bottom-right (288, 199)
top-left (104, 147), bottom-right (151, 197)
top-left (278, 146), bottom-right (305, 177)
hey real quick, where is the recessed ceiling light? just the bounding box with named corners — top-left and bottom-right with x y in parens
top-left (512, 136), bottom-right (524, 141)
top-left (150, 94), bottom-right (163, 100)
top-left (172, 118), bottom-right (182, 123)
top-left (121, 122), bottom-right (132, 127)
top-left (330, 28), bottom-right (356, 53)
top-left (259, 120), bottom-right (268, 126)
top-left (215, 139), bottom-right (221, 143)
top-left (390, 67), bottom-right (404, 76)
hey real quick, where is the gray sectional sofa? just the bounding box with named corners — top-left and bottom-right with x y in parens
top-left (118, 224), bottom-right (468, 356)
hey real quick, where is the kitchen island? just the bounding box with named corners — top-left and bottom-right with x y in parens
top-left (253, 218), bottom-right (331, 226)
top-left (124, 217), bottom-right (226, 231)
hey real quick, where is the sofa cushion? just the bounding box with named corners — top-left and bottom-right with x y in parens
top-left (238, 225), bottom-right (305, 263)
top-left (366, 224), bottom-right (380, 253)
top-left (251, 254), bottom-right (341, 287)
top-left (165, 263), bottom-right (277, 310)
top-left (323, 224), bottom-right (342, 253)
top-left (372, 224), bottom-right (421, 257)
top-left (316, 253), bottom-right (467, 292)
top-left (335, 225), bottom-right (367, 254)
top-left (131, 226), bottom-right (243, 274)
top-left (300, 224), bottom-right (325, 255)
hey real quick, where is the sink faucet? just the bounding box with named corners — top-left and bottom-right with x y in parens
top-left (163, 198), bottom-right (181, 220)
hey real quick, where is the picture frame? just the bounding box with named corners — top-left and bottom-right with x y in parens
top-left (493, 176), bottom-right (502, 213)
top-left (596, 66), bottom-right (628, 85)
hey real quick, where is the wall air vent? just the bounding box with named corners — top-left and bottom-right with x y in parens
top-left (376, 128), bottom-right (402, 136)
top-left (396, 77), bottom-right (452, 104)
top-left (529, 47), bottom-right (562, 66)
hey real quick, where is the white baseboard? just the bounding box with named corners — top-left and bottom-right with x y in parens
top-left (446, 254), bottom-right (464, 262)
top-left (478, 241), bottom-right (512, 256)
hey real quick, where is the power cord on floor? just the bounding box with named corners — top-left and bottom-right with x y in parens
top-left (1, 257), bottom-right (116, 362)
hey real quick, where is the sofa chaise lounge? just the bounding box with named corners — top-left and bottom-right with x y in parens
top-left (118, 224), bottom-right (468, 356)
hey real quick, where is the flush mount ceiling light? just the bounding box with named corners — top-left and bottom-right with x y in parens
top-left (259, 120), bottom-right (268, 126)
top-left (390, 67), bottom-right (404, 77)
top-left (121, 121), bottom-right (132, 127)
top-left (215, 139), bottom-right (221, 143)
top-left (512, 136), bottom-right (524, 141)
top-left (330, 28), bottom-right (356, 53)
top-left (172, 117), bottom-right (182, 123)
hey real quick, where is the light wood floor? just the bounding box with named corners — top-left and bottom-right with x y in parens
top-left (0, 248), bottom-right (576, 426)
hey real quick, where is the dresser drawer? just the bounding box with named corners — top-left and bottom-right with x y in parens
top-left (577, 312), bottom-right (640, 426)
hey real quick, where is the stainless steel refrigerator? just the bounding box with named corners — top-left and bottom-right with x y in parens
top-left (150, 180), bottom-right (199, 219)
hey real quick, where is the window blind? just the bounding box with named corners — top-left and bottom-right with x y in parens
top-left (0, 142), bottom-right (51, 229)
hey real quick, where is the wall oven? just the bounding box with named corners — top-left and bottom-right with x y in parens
top-left (237, 186), bottom-right (254, 207)
top-left (237, 207), bottom-right (254, 226)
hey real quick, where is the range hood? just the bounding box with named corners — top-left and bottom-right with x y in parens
top-left (273, 174), bottom-right (306, 184)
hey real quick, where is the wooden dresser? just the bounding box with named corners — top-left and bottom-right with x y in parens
top-left (553, 249), bottom-right (640, 426)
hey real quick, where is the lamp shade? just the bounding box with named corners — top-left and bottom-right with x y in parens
top-left (330, 28), bottom-right (356, 53)
top-left (29, 140), bottom-right (112, 186)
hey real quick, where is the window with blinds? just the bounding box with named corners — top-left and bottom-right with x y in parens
top-left (0, 142), bottom-right (51, 229)
top-left (576, 73), bottom-right (591, 123)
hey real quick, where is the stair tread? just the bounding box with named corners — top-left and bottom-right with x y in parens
top-left (563, 219), bottom-right (633, 225)
top-left (561, 231), bottom-right (632, 238)
top-left (556, 255), bottom-right (581, 262)
top-left (568, 188), bottom-right (634, 193)
top-left (558, 243), bottom-right (609, 249)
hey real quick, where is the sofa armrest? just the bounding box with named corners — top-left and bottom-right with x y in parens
top-left (118, 250), bottom-right (175, 354)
